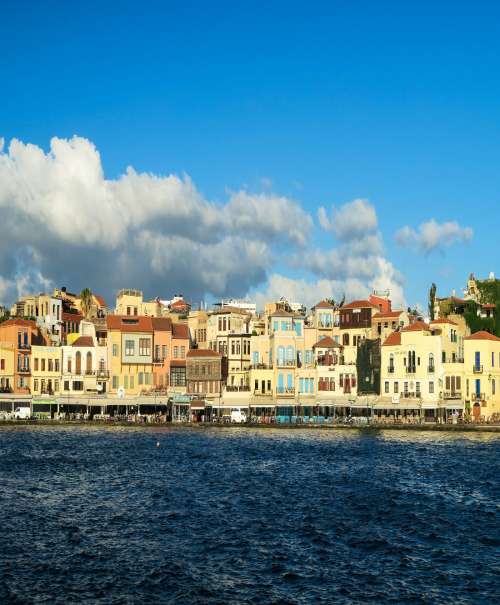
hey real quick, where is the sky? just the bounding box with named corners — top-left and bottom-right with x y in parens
top-left (1, 1), bottom-right (499, 311)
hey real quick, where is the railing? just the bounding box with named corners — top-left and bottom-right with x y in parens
top-left (472, 392), bottom-right (486, 401)
top-left (253, 390), bottom-right (272, 396)
top-left (402, 391), bottom-right (416, 398)
top-left (225, 385), bottom-right (250, 392)
top-left (276, 387), bottom-right (295, 395)
top-left (473, 365), bottom-right (483, 374)
top-left (18, 343), bottom-right (31, 350)
top-left (406, 367), bottom-right (416, 374)
top-left (249, 363), bottom-right (271, 370)
top-left (387, 366), bottom-right (394, 374)
top-left (317, 356), bottom-right (337, 367)
top-left (428, 366), bottom-right (435, 373)
top-left (443, 391), bottom-right (462, 399)
top-left (96, 370), bottom-right (110, 378)
top-left (153, 357), bottom-right (164, 365)
top-left (276, 361), bottom-right (296, 368)
top-left (17, 366), bottom-right (30, 374)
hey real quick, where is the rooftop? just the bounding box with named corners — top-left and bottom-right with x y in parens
top-left (464, 331), bottom-right (500, 342)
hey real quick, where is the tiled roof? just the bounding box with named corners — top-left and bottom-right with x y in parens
top-left (94, 294), bottom-right (107, 308)
top-left (313, 300), bottom-right (334, 310)
top-left (268, 310), bottom-right (303, 318)
top-left (464, 331), bottom-right (500, 342)
top-left (430, 318), bottom-right (458, 326)
top-left (106, 315), bottom-right (153, 332)
top-left (152, 317), bottom-right (172, 331)
top-left (62, 311), bottom-right (82, 321)
top-left (312, 336), bottom-right (341, 349)
top-left (170, 359), bottom-right (186, 367)
top-left (172, 323), bottom-right (189, 339)
top-left (481, 303), bottom-right (496, 309)
top-left (401, 321), bottom-right (430, 332)
top-left (187, 349), bottom-right (222, 358)
top-left (383, 332), bottom-right (402, 346)
top-left (170, 299), bottom-right (190, 309)
top-left (0, 318), bottom-right (37, 328)
top-left (72, 336), bottom-right (94, 347)
top-left (341, 300), bottom-right (377, 310)
top-left (372, 311), bottom-right (403, 319)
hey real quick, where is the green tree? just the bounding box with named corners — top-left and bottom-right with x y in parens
top-left (428, 283), bottom-right (436, 321)
top-left (80, 288), bottom-right (93, 319)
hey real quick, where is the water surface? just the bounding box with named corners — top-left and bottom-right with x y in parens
top-left (0, 426), bottom-right (498, 604)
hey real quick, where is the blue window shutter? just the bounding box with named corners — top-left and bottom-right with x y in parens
top-left (475, 379), bottom-right (481, 395)
top-left (287, 373), bottom-right (293, 390)
top-left (253, 351), bottom-right (259, 365)
top-left (278, 373), bottom-right (284, 392)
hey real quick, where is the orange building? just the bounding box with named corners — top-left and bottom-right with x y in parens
top-left (0, 319), bottom-right (45, 394)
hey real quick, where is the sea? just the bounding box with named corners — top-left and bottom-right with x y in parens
top-left (0, 425), bottom-right (498, 604)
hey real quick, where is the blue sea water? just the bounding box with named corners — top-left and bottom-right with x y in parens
top-left (0, 426), bottom-right (498, 604)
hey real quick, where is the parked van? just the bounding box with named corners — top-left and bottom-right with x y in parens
top-left (14, 407), bottom-right (31, 420)
top-left (230, 409), bottom-right (247, 424)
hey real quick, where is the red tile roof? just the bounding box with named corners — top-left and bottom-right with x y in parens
top-left (312, 336), bottom-right (341, 349)
top-left (372, 311), bottom-right (403, 319)
top-left (341, 300), bottom-right (377, 310)
top-left (72, 336), bottom-right (94, 347)
top-left (170, 359), bottom-right (186, 367)
top-left (172, 323), bottom-right (189, 339)
top-left (430, 318), bottom-right (458, 326)
top-left (313, 300), bottom-right (334, 309)
top-left (0, 318), bottom-right (37, 329)
top-left (383, 332), bottom-right (401, 346)
top-left (187, 349), bottom-right (222, 358)
top-left (152, 317), bottom-right (172, 331)
top-left (401, 321), bottom-right (430, 332)
top-left (464, 331), bottom-right (500, 342)
top-left (170, 299), bottom-right (190, 309)
top-left (106, 315), bottom-right (153, 332)
top-left (94, 294), bottom-right (107, 308)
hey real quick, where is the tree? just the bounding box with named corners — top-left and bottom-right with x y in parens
top-left (80, 288), bottom-right (93, 319)
top-left (428, 283), bottom-right (436, 321)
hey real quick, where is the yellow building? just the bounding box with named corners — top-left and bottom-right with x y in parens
top-left (115, 289), bottom-right (164, 317)
top-left (31, 345), bottom-right (61, 396)
top-left (107, 315), bottom-right (154, 396)
top-left (463, 331), bottom-right (500, 421)
top-left (0, 343), bottom-right (15, 393)
top-left (188, 309), bottom-right (208, 349)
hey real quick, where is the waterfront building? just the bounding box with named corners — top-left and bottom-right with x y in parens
top-left (463, 331), bottom-right (500, 421)
top-left (339, 300), bottom-right (379, 364)
top-left (0, 342), bottom-right (15, 393)
top-left (61, 321), bottom-right (109, 396)
top-left (11, 293), bottom-right (63, 345)
top-left (0, 319), bottom-right (44, 395)
top-left (186, 349), bottom-right (223, 401)
top-left (31, 345), bottom-right (61, 396)
top-left (106, 315), bottom-right (154, 396)
top-left (371, 309), bottom-right (409, 342)
top-left (151, 317), bottom-right (172, 390)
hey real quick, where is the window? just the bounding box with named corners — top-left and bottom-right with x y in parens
top-left (174, 346), bottom-right (179, 358)
top-left (343, 333), bottom-right (349, 346)
top-left (48, 359), bottom-right (53, 372)
top-left (54, 380), bottom-right (59, 392)
top-left (394, 381), bottom-right (399, 393)
top-left (64, 380), bottom-right (70, 391)
top-left (125, 340), bottom-right (135, 356)
top-left (171, 367), bottom-right (186, 386)
top-left (139, 338), bottom-right (151, 356)
top-left (429, 381), bottom-right (434, 394)
top-left (385, 381), bottom-right (389, 393)
top-left (41, 359), bottom-right (46, 372)
top-left (68, 358), bottom-right (72, 373)
top-left (34, 358), bottom-right (39, 371)
top-left (493, 379), bottom-right (496, 395)
top-left (145, 373), bottom-right (152, 385)
top-left (162, 345), bottom-right (167, 359)
top-left (113, 344), bottom-right (118, 357)
top-left (273, 321), bottom-right (279, 332)
top-left (34, 379), bottom-right (39, 391)
top-left (416, 382), bottom-right (421, 397)
top-left (180, 346), bottom-right (185, 358)
top-left (138, 372), bottom-right (144, 385)
top-left (0, 359), bottom-right (4, 371)
top-left (112, 375), bottom-right (118, 389)
top-left (72, 381), bottom-right (83, 391)
top-left (492, 352), bottom-right (495, 368)
top-left (130, 375), bottom-right (135, 389)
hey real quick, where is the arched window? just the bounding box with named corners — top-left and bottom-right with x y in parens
top-left (75, 351), bottom-right (81, 375)
top-left (277, 346), bottom-right (285, 366)
top-left (86, 351), bottom-right (92, 374)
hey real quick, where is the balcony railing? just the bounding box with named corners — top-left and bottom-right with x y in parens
top-left (253, 390), bottom-right (272, 396)
top-left (18, 343), bottom-right (31, 350)
top-left (96, 370), bottom-right (110, 378)
top-left (225, 385), bottom-right (250, 392)
top-left (472, 392), bottom-right (486, 401)
top-left (406, 366), bottom-right (416, 374)
top-left (17, 366), bottom-right (30, 374)
top-left (276, 387), bottom-right (295, 395)
top-left (276, 360), bottom-right (296, 368)
top-left (443, 391), bottom-right (462, 400)
top-left (153, 357), bottom-right (165, 365)
top-left (473, 365), bottom-right (483, 374)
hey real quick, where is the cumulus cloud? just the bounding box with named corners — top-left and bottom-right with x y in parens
top-left (0, 135), bottom-right (312, 304)
top-left (317, 199), bottom-right (378, 240)
top-left (395, 219), bottom-right (473, 253)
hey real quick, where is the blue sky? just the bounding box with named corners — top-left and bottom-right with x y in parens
top-left (0, 1), bottom-right (499, 309)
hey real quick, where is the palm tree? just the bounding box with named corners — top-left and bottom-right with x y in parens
top-left (80, 288), bottom-right (93, 319)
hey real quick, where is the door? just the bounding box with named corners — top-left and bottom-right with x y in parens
top-left (475, 351), bottom-right (481, 370)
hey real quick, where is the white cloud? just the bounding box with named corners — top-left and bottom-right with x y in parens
top-left (395, 219), bottom-right (473, 253)
top-left (317, 199), bottom-right (378, 240)
top-left (0, 135), bottom-right (313, 304)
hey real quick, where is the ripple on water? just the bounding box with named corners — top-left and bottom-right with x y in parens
top-left (0, 426), bottom-right (498, 604)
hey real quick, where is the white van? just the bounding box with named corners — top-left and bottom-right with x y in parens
top-left (14, 407), bottom-right (31, 420)
top-left (230, 409), bottom-right (247, 424)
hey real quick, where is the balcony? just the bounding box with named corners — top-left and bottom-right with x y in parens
top-left (402, 391), bottom-right (416, 399)
top-left (472, 392), bottom-right (486, 401)
top-left (253, 390), bottom-right (272, 396)
top-left (153, 357), bottom-right (165, 365)
top-left (317, 356), bottom-right (337, 367)
top-left (18, 343), bottom-right (31, 351)
top-left (276, 361), bottom-right (296, 368)
top-left (406, 366), bottom-right (416, 374)
top-left (276, 387), bottom-right (295, 396)
top-left (443, 391), bottom-right (462, 400)
top-left (473, 365), bottom-right (483, 374)
top-left (96, 370), bottom-right (110, 379)
top-left (17, 366), bottom-right (30, 374)
top-left (225, 385), bottom-right (250, 392)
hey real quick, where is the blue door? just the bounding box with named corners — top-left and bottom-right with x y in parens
top-left (475, 351), bottom-right (481, 369)
top-left (475, 379), bottom-right (481, 396)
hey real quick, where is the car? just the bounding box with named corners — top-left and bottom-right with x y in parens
top-left (230, 409), bottom-right (247, 424)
